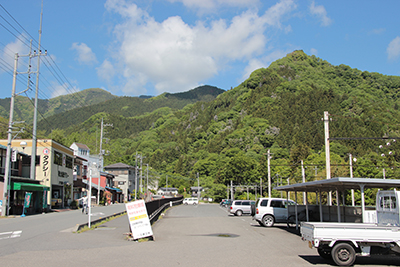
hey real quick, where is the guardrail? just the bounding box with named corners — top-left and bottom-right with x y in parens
top-left (146, 196), bottom-right (183, 224)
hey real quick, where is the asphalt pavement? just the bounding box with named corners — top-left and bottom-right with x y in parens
top-left (1, 203), bottom-right (400, 267)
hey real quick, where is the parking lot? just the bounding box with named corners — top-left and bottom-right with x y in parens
top-left (1, 203), bottom-right (399, 266)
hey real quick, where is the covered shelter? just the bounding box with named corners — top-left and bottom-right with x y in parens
top-left (275, 177), bottom-right (400, 227)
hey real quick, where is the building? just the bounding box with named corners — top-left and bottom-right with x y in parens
top-left (0, 139), bottom-right (73, 211)
top-left (190, 186), bottom-right (204, 197)
top-left (70, 142), bottom-right (102, 170)
top-left (104, 163), bottom-right (137, 202)
top-left (157, 187), bottom-right (179, 196)
top-left (0, 143), bottom-right (50, 215)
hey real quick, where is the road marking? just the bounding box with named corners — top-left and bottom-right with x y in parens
top-left (90, 212), bottom-right (105, 216)
top-left (0, 230), bottom-right (22, 240)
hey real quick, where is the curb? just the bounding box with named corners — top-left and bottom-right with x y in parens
top-left (72, 211), bottom-right (127, 232)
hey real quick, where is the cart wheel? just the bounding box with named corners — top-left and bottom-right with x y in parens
top-left (317, 248), bottom-right (332, 260)
top-left (331, 243), bottom-right (356, 266)
top-left (287, 215), bottom-right (296, 228)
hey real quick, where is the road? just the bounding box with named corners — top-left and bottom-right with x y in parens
top-left (0, 203), bottom-right (399, 267)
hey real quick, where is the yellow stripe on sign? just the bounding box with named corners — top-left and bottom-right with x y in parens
top-left (130, 214), bottom-right (148, 221)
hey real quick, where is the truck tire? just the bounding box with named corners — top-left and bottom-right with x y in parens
top-left (250, 203), bottom-right (256, 216)
top-left (262, 214), bottom-right (275, 227)
top-left (236, 210), bottom-right (243, 216)
top-left (317, 248), bottom-right (332, 260)
top-left (331, 243), bottom-right (356, 266)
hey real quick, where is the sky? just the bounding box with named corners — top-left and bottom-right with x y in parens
top-left (1, 0), bottom-right (400, 100)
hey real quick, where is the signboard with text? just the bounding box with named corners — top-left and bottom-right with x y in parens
top-left (125, 200), bottom-right (153, 239)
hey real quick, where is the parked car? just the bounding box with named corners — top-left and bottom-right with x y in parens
top-left (229, 200), bottom-right (255, 216)
top-left (220, 199), bottom-right (232, 207)
top-left (252, 198), bottom-right (296, 227)
top-left (183, 198), bottom-right (198, 205)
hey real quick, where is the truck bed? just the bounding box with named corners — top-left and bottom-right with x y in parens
top-left (301, 222), bottom-right (400, 245)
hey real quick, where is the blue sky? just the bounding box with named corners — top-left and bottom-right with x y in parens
top-left (1, 0), bottom-right (400, 100)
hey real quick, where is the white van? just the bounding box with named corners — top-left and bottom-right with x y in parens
top-left (183, 198), bottom-right (198, 205)
top-left (252, 198), bottom-right (296, 227)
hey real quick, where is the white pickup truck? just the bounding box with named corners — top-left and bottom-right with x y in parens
top-left (301, 190), bottom-right (400, 266)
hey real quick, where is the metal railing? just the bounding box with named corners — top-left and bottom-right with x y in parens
top-left (146, 196), bottom-right (183, 224)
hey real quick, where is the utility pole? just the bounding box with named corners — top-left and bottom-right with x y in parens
top-left (166, 175), bottom-right (168, 195)
top-left (139, 155), bottom-right (146, 195)
top-left (1, 41), bottom-right (39, 216)
top-left (267, 149), bottom-right (271, 198)
top-left (1, 53), bottom-right (18, 217)
top-left (230, 180), bottom-right (233, 200)
top-left (197, 172), bottom-right (200, 201)
top-left (31, 0), bottom-right (47, 183)
top-left (301, 160), bottom-right (306, 204)
top-left (146, 164), bottom-right (149, 199)
top-left (135, 151), bottom-right (138, 200)
top-left (98, 118), bottom-right (112, 205)
top-left (323, 111), bottom-right (332, 205)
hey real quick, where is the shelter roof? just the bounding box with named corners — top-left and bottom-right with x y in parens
top-left (275, 177), bottom-right (400, 192)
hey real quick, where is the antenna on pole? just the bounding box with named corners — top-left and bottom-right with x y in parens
top-left (31, 0), bottom-right (47, 184)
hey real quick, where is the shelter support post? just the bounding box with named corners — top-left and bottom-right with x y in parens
top-left (336, 189), bottom-right (341, 222)
top-left (360, 184), bottom-right (365, 223)
top-left (319, 190), bottom-right (323, 222)
top-left (305, 191), bottom-right (309, 222)
top-left (295, 191), bottom-right (298, 230)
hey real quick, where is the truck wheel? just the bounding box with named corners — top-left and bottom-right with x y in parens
top-left (332, 243), bottom-right (356, 266)
top-left (317, 248), bottom-right (332, 260)
top-left (262, 215), bottom-right (275, 227)
top-left (236, 210), bottom-right (243, 216)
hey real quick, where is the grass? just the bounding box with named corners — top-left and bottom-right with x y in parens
top-left (75, 212), bottom-right (126, 233)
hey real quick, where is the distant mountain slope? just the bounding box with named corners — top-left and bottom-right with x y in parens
top-left (0, 88), bottom-right (116, 125)
top-left (40, 50), bottom-right (400, 205)
top-left (39, 85), bottom-right (225, 133)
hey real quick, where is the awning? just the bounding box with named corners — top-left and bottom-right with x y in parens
top-left (11, 182), bottom-right (50, 191)
top-left (106, 186), bottom-right (122, 192)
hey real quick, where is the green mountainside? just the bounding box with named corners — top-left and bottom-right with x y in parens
top-left (38, 85), bottom-right (224, 133)
top-left (10, 50), bottom-right (400, 203)
top-left (0, 88), bottom-right (116, 125)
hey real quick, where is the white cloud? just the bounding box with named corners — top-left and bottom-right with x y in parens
top-left (167, 0), bottom-right (260, 10)
top-left (97, 59), bottom-right (115, 83)
top-left (1, 36), bottom-right (29, 74)
top-left (105, 0), bottom-right (296, 95)
top-left (370, 28), bottom-right (385, 35)
top-left (387, 36), bottom-right (400, 61)
top-left (50, 82), bottom-right (79, 98)
top-left (242, 49), bottom-right (290, 81)
top-left (71, 42), bottom-right (97, 65)
top-left (310, 48), bottom-right (318, 56)
top-left (310, 1), bottom-right (332, 26)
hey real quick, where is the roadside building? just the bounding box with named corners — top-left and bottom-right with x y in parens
top-left (190, 186), bottom-right (204, 197)
top-left (157, 187), bottom-right (179, 196)
top-left (0, 139), bottom-right (73, 211)
top-left (0, 143), bottom-right (50, 215)
top-left (104, 163), bottom-right (137, 202)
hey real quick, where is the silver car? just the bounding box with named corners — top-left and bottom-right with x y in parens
top-left (229, 200), bottom-right (255, 216)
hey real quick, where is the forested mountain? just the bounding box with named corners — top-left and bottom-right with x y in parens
top-left (30, 51), bottom-right (400, 203)
top-left (0, 88), bottom-right (116, 125)
top-left (38, 85), bottom-right (224, 133)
